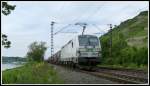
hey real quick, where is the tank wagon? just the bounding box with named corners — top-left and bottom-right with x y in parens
top-left (49, 34), bottom-right (102, 69)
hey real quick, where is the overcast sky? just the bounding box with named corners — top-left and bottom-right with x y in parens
top-left (1, 1), bottom-right (149, 59)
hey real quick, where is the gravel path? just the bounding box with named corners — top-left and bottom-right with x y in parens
top-left (51, 64), bottom-right (118, 84)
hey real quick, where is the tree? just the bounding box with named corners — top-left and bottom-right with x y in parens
top-left (2, 34), bottom-right (11, 48)
top-left (26, 42), bottom-right (47, 62)
top-left (2, 2), bottom-right (16, 48)
top-left (2, 2), bottom-right (16, 16)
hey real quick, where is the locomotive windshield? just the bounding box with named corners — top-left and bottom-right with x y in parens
top-left (78, 35), bottom-right (99, 46)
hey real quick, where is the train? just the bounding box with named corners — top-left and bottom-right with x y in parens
top-left (48, 34), bottom-right (102, 69)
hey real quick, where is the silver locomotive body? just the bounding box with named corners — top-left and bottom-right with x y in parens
top-left (60, 35), bottom-right (101, 66)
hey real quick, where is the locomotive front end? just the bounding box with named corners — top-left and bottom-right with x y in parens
top-left (77, 35), bottom-right (101, 66)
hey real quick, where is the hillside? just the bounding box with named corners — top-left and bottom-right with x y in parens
top-left (99, 11), bottom-right (148, 70)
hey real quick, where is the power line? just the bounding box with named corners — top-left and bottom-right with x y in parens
top-left (84, 3), bottom-right (106, 22)
top-left (73, 3), bottom-right (105, 35)
top-left (88, 4), bottom-right (133, 26)
top-left (75, 22), bottom-right (87, 35)
top-left (70, 3), bottom-right (105, 24)
top-left (72, 3), bottom-right (105, 35)
top-left (70, 8), bottom-right (91, 23)
top-left (60, 31), bottom-right (78, 33)
top-left (54, 24), bottom-right (72, 35)
top-left (92, 24), bottom-right (106, 33)
top-left (53, 3), bottom-right (105, 36)
top-left (103, 5), bottom-right (148, 26)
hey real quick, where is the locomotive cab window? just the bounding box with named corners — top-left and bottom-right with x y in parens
top-left (89, 37), bottom-right (99, 46)
top-left (78, 35), bottom-right (99, 46)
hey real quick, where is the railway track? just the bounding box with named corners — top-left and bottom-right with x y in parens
top-left (50, 63), bottom-right (148, 84)
top-left (77, 67), bottom-right (148, 84)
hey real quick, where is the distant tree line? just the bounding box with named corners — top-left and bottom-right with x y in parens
top-left (2, 56), bottom-right (27, 63)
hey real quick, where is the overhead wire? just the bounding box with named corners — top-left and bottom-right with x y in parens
top-left (84, 2), bottom-right (106, 23)
top-left (53, 2), bottom-right (147, 36)
top-left (70, 5), bottom-right (99, 24)
top-left (106, 4), bottom-right (147, 25)
top-left (89, 4), bottom-right (136, 35)
top-left (79, 2), bottom-right (106, 35)
top-left (53, 4), bottom-right (93, 35)
top-left (91, 24), bottom-right (106, 34)
top-left (53, 2), bottom-right (106, 35)
top-left (85, 4), bottom-right (134, 35)
top-left (54, 24), bottom-right (72, 35)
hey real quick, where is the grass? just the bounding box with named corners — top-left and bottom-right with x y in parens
top-left (2, 62), bottom-right (64, 84)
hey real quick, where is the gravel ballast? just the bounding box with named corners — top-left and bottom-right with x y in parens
top-left (51, 64), bottom-right (118, 84)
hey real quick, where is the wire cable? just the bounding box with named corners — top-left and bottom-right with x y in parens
top-left (54, 24), bottom-right (72, 35)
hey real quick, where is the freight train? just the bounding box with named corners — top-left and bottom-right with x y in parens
top-left (49, 34), bottom-right (102, 69)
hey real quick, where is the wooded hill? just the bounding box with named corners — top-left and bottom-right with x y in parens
top-left (99, 11), bottom-right (148, 69)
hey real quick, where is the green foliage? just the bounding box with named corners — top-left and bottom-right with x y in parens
top-left (2, 62), bottom-right (64, 84)
top-left (135, 47), bottom-right (148, 65)
top-left (112, 33), bottom-right (127, 52)
top-left (2, 2), bottom-right (16, 16)
top-left (2, 34), bottom-right (11, 48)
top-left (139, 11), bottom-right (148, 16)
top-left (99, 11), bottom-right (148, 70)
top-left (26, 42), bottom-right (47, 62)
top-left (2, 2), bottom-right (16, 48)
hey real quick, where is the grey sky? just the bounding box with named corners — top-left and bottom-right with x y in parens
top-left (1, 1), bottom-right (149, 59)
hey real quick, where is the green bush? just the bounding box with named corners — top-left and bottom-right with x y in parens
top-left (26, 42), bottom-right (47, 62)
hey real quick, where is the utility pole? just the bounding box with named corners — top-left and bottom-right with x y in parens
top-left (108, 24), bottom-right (112, 58)
top-left (75, 23), bottom-right (87, 35)
top-left (51, 21), bottom-right (55, 58)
